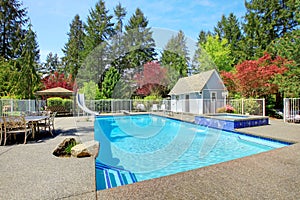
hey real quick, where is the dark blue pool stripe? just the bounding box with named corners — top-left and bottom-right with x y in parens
top-left (117, 170), bottom-right (124, 185)
top-left (104, 169), bottom-right (111, 188)
top-left (95, 162), bottom-right (132, 172)
top-left (130, 172), bottom-right (137, 183)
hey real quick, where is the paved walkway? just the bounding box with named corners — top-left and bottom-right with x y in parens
top-left (0, 114), bottom-right (299, 199)
top-left (0, 116), bottom-right (96, 200)
top-left (237, 118), bottom-right (300, 143)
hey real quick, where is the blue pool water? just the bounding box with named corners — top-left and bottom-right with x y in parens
top-left (95, 114), bottom-right (288, 190)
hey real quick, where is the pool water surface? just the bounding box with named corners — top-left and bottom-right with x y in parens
top-left (95, 114), bottom-right (288, 190)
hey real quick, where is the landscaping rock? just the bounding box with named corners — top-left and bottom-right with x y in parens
top-left (71, 140), bottom-right (100, 158)
top-left (53, 138), bottom-right (77, 157)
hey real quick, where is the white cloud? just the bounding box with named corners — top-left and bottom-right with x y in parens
top-left (193, 0), bottom-right (215, 7)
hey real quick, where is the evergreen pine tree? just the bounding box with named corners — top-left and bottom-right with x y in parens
top-left (79, 0), bottom-right (114, 89)
top-left (62, 14), bottom-right (85, 80)
top-left (214, 13), bottom-right (243, 65)
top-left (242, 0), bottom-right (299, 59)
top-left (100, 67), bottom-right (121, 99)
top-left (0, 0), bottom-right (28, 59)
top-left (161, 30), bottom-right (189, 77)
top-left (123, 8), bottom-right (156, 69)
top-left (110, 3), bottom-right (127, 74)
top-left (114, 3), bottom-right (126, 33)
top-left (16, 24), bottom-right (40, 98)
top-left (83, 0), bottom-right (114, 58)
top-left (39, 52), bottom-right (61, 75)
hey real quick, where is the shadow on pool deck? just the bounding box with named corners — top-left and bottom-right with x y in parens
top-left (0, 115), bottom-right (299, 199)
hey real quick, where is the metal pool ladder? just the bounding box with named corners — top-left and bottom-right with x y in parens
top-left (96, 162), bottom-right (137, 190)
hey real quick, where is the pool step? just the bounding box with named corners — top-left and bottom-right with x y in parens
top-left (96, 162), bottom-right (137, 190)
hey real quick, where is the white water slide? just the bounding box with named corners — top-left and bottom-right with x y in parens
top-left (76, 93), bottom-right (100, 116)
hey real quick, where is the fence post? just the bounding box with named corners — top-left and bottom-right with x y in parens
top-left (262, 98), bottom-right (265, 116)
top-left (241, 98), bottom-right (244, 115)
top-left (10, 99), bottom-right (13, 115)
top-left (283, 98), bottom-right (286, 122)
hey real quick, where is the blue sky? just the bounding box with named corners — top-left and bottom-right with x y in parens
top-left (22, 0), bottom-right (246, 62)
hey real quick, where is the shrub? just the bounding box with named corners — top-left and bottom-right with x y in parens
top-left (47, 97), bottom-right (63, 106)
top-left (217, 105), bottom-right (235, 113)
top-left (62, 99), bottom-right (73, 110)
top-left (65, 140), bottom-right (77, 154)
top-left (244, 99), bottom-right (261, 115)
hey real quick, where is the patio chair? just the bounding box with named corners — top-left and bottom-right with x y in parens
top-left (160, 104), bottom-right (166, 111)
top-left (38, 112), bottom-right (57, 136)
top-left (3, 116), bottom-right (33, 145)
top-left (151, 104), bottom-right (158, 112)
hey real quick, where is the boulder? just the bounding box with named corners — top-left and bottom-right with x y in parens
top-left (53, 138), bottom-right (77, 157)
top-left (71, 140), bottom-right (100, 158)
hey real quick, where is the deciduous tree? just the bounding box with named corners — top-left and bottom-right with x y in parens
top-left (134, 61), bottom-right (168, 97)
top-left (42, 71), bottom-right (74, 91)
top-left (196, 35), bottom-right (234, 72)
top-left (221, 53), bottom-right (288, 98)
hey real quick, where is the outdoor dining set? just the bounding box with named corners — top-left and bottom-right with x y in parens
top-left (0, 111), bottom-right (57, 145)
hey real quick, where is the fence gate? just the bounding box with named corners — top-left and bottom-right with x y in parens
top-left (284, 98), bottom-right (300, 123)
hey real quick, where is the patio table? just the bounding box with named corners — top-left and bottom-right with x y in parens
top-left (0, 115), bottom-right (50, 145)
top-left (24, 116), bottom-right (50, 138)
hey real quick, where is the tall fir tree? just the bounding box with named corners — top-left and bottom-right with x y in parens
top-left (241, 0), bottom-right (299, 60)
top-left (39, 52), bottom-right (61, 75)
top-left (83, 0), bottom-right (114, 58)
top-left (191, 30), bottom-right (212, 74)
top-left (110, 3), bottom-right (127, 74)
top-left (214, 13), bottom-right (243, 65)
top-left (79, 0), bottom-right (114, 89)
top-left (123, 8), bottom-right (156, 69)
top-left (16, 24), bottom-right (40, 98)
top-left (114, 3), bottom-right (126, 33)
top-left (268, 29), bottom-right (300, 97)
top-left (161, 30), bottom-right (189, 77)
top-left (0, 0), bottom-right (28, 59)
top-left (62, 14), bottom-right (85, 80)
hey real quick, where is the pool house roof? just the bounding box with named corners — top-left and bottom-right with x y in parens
top-left (168, 69), bottom-right (218, 95)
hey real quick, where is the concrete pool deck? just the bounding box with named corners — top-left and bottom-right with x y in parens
top-left (0, 114), bottom-right (299, 199)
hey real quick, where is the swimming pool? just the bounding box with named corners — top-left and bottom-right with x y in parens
top-left (95, 114), bottom-right (288, 190)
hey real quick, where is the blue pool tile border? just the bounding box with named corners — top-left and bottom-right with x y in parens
top-left (194, 116), bottom-right (269, 131)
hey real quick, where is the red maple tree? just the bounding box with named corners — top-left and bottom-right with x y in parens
top-left (42, 71), bottom-right (75, 91)
top-left (221, 53), bottom-right (288, 97)
top-left (134, 61), bottom-right (168, 97)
